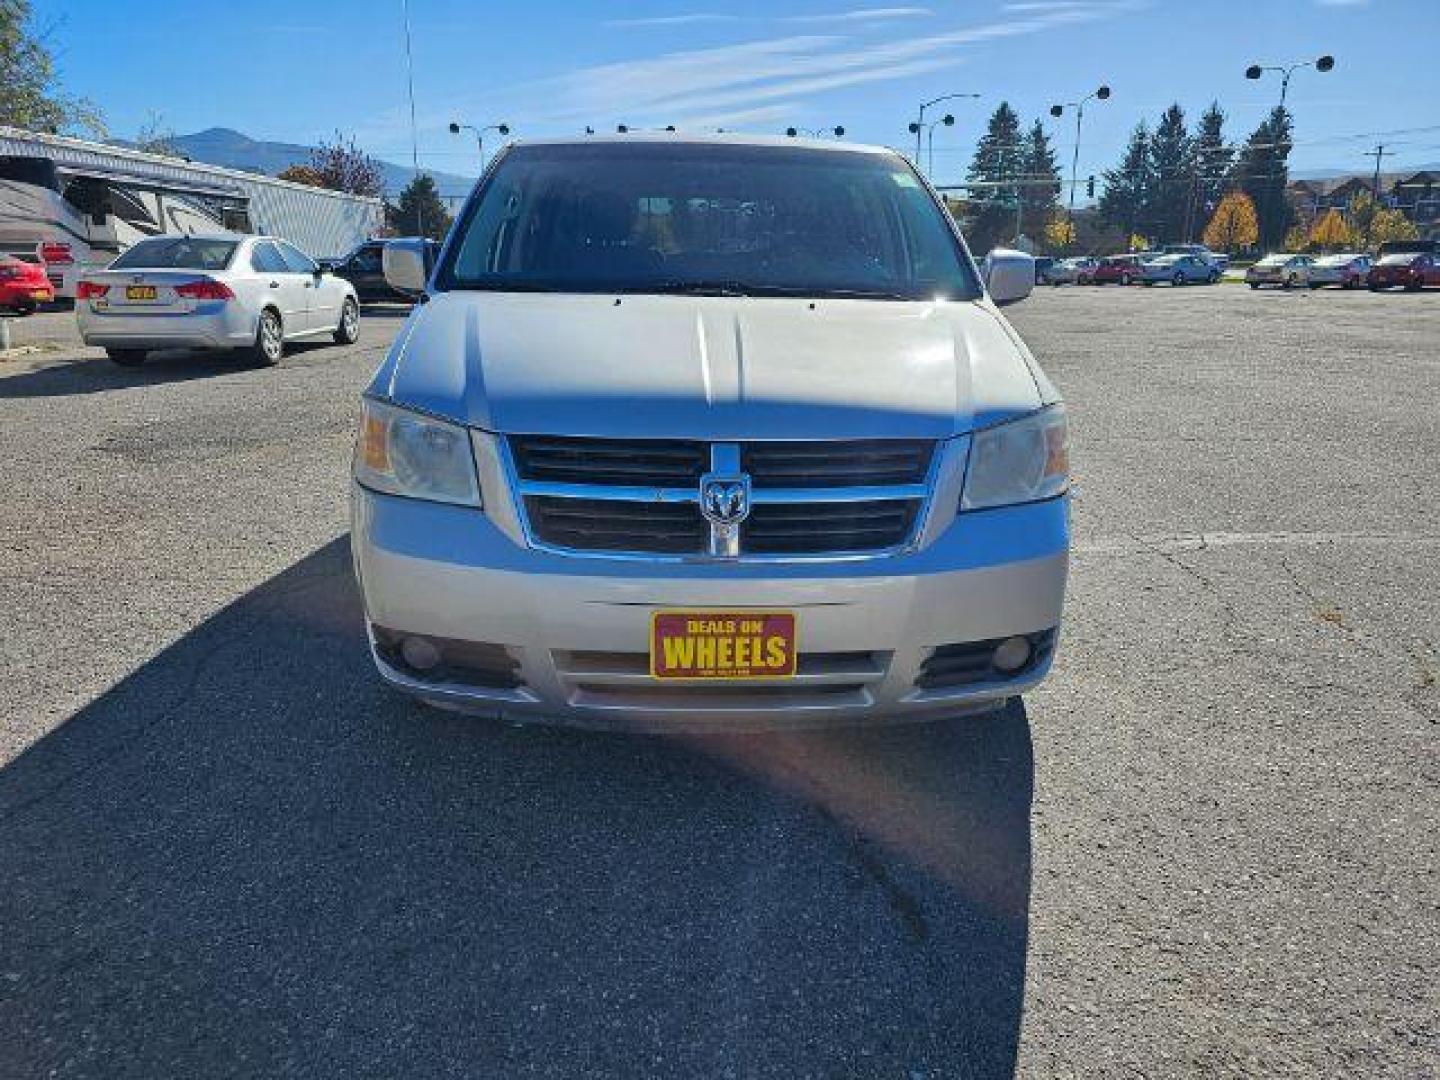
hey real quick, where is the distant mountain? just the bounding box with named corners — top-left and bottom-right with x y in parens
top-left (160, 128), bottom-right (476, 202)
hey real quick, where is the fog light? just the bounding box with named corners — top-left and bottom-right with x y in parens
top-left (401, 635), bottom-right (442, 671)
top-left (992, 635), bottom-right (1032, 674)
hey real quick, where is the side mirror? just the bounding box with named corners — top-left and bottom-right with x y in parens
top-left (383, 238), bottom-right (429, 294)
top-left (982, 248), bottom-right (1035, 306)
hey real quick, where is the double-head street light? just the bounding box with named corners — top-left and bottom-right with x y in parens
top-left (448, 120), bottom-right (511, 169)
top-left (1050, 84), bottom-right (1111, 249)
top-left (907, 114), bottom-right (954, 178)
top-left (1245, 54), bottom-right (1334, 113)
top-left (911, 92), bottom-right (979, 170)
top-left (1244, 55), bottom-right (1334, 248)
top-left (786, 126), bottom-right (846, 138)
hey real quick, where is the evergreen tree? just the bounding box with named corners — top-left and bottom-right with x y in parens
top-left (1099, 122), bottom-right (1153, 239)
top-left (1192, 102), bottom-right (1232, 240)
top-left (387, 173), bottom-right (453, 240)
top-left (1233, 106), bottom-right (1294, 251)
top-left (1019, 119), bottom-right (1061, 243)
top-left (963, 102), bottom-right (1024, 253)
top-left (1145, 104), bottom-right (1196, 243)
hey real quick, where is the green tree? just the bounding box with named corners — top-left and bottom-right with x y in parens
top-left (963, 102), bottom-right (1024, 252)
top-left (0, 0), bottom-right (104, 134)
top-left (387, 173), bottom-right (452, 240)
top-left (1146, 104), bottom-right (1196, 243)
top-left (1099, 122), bottom-right (1152, 238)
top-left (1018, 119), bottom-right (1061, 244)
top-left (1191, 102), bottom-right (1233, 239)
top-left (1233, 106), bottom-right (1294, 250)
top-left (309, 131), bottom-right (385, 197)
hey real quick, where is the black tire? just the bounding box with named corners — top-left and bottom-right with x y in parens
top-left (1282, 274), bottom-right (1296, 290)
top-left (105, 348), bottom-right (146, 367)
top-left (1368, 283), bottom-right (1381, 292)
top-left (333, 297), bottom-right (360, 344)
top-left (1120, 273), bottom-right (1132, 286)
top-left (249, 307), bottom-right (284, 366)
top-left (1308, 283), bottom-right (1322, 290)
top-left (1172, 271), bottom-right (1185, 286)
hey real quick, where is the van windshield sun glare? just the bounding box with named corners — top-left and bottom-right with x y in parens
top-left (437, 142), bottom-right (983, 301)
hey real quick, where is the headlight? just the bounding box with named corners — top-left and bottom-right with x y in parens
top-left (354, 398), bottom-right (481, 507)
top-left (960, 404), bottom-right (1069, 512)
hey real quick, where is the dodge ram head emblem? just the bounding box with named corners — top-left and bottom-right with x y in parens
top-left (699, 474), bottom-right (751, 526)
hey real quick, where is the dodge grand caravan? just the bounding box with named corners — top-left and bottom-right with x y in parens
top-left (352, 135), bottom-right (1068, 728)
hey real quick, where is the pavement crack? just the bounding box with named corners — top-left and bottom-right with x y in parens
top-left (1133, 533), bottom-right (1238, 641)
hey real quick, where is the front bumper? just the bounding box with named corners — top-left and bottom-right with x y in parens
top-left (352, 485), bottom-right (1069, 729)
top-left (76, 301), bottom-right (255, 350)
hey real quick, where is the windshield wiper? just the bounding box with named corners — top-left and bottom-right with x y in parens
top-left (622, 280), bottom-right (923, 301)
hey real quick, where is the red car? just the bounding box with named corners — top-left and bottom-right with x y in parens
top-left (1367, 252), bottom-right (1440, 291)
top-left (0, 255), bottom-right (55, 315)
top-left (1083, 254), bottom-right (1145, 285)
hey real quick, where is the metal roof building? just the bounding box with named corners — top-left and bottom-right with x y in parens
top-left (0, 125), bottom-right (384, 258)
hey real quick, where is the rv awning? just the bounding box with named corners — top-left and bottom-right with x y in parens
top-left (54, 162), bottom-right (245, 202)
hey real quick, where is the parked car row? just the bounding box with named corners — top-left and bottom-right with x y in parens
top-left (1045, 250), bottom-right (1222, 287)
top-left (1246, 250), bottom-right (1440, 291)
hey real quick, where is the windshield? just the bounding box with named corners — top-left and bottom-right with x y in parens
top-left (111, 237), bottom-right (237, 271)
top-left (1316, 255), bottom-right (1355, 266)
top-left (439, 142), bottom-right (982, 300)
top-left (1257, 255), bottom-right (1290, 266)
top-left (1377, 253), bottom-right (1418, 266)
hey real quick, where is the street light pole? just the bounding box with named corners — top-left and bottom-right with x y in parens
top-left (1244, 55), bottom-right (1334, 249)
top-left (925, 114), bottom-right (955, 178)
top-left (910, 92), bottom-right (979, 169)
top-left (448, 121), bottom-right (512, 171)
top-left (1050, 85), bottom-right (1111, 251)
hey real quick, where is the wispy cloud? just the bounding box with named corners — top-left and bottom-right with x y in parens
top-left (605, 12), bottom-right (739, 28)
top-left (783, 7), bottom-right (934, 23)
top-left (547, 4), bottom-right (1125, 129)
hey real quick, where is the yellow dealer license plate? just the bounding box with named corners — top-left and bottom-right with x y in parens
top-left (125, 285), bottom-right (157, 300)
top-left (650, 611), bottom-right (797, 680)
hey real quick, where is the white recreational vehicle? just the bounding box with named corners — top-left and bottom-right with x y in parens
top-left (0, 126), bottom-right (384, 299)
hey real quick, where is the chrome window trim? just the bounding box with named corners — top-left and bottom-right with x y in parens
top-left (499, 436), bottom-right (942, 564)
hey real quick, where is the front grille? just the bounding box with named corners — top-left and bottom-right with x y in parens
top-left (508, 435), bottom-right (935, 558)
top-left (510, 435), bottom-right (708, 487)
top-left (744, 500), bottom-right (919, 554)
top-left (916, 629), bottom-right (1056, 690)
top-left (525, 496), bottom-right (707, 554)
top-left (742, 440), bottom-right (933, 488)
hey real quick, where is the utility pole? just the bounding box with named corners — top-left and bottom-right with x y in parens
top-left (401, 0), bottom-right (423, 237)
top-left (1365, 144), bottom-right (1386, 250)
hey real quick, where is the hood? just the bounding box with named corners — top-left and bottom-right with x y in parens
top-left (373, 292), bottom-right (1045, 440)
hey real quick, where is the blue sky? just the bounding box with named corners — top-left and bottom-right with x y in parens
top-left (35, 0), bottom-right (1440, 183)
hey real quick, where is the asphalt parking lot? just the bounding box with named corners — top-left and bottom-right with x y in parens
top-left (1, 287), bottom-right (1436, 1078)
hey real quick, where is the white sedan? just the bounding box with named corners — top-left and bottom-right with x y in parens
top-left (76, 233), bottom-right (360, 367)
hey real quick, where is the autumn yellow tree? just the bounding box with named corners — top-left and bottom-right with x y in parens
top-left (1203, 191), bottom-right (1259, 253)
top-left (1283, 224), bottom-right (1310, 252)
top-left (1369, 207), bottom-right (1420, 246)
top-left (1343, 192), bottom-right (1421, 247)
top-left (1043, 214), bottom-right (1076, 251)
top-left (277, 164), bottom-right (326, 187)
top-left (1128, 233), bottom-right (1151, 252)
top-left (1307, 208), bottom-right (1355, 251)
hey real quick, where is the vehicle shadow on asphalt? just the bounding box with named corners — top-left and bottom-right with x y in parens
top-left (0, 537), bottom-right (1034, 1079)
top-left (0, 351), bottom-right (261, 398)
